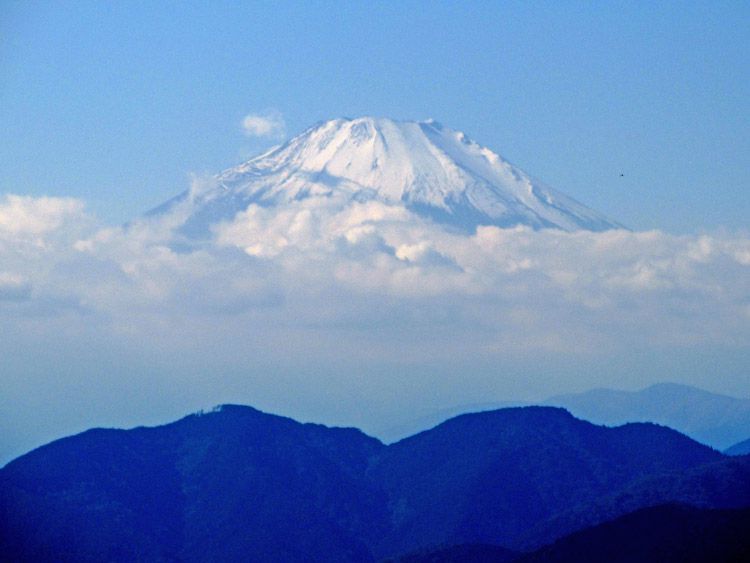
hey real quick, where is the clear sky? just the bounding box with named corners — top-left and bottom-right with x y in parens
top-left (1, 2), bottom-right (749, 464)
top-left (2, 1), bottom-right (748, 232)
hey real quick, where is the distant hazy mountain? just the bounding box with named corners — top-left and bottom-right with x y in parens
top-left (726, 438), bottom-right (750, 456)
top-left (379, 382), bottom-right (750, 449)
top-left (2, 405), bottom-right (749, 561)
top-left (544, 382), bottom-right (750, 450)
top-left (150, 117), bottom-right (621, 237)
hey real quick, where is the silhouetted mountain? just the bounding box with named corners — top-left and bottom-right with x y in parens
top-left (520, 504), bottom-right (750, 563)
top-left (368, 407), bottom-right (726, 556)
top-left (374, 401), bottom-right (525, 444)
top-left (545, 382), bottom-right (750, 449)
top-left (403, 504), bottom-right (750, 563)
top-left (2, 405), bottom-right (748, 562)
top-left (0, 405), bottom-right (387, 562)
top-left (523, 453), bottom-right (750, 550)
top-left (726, 438), bottom-right (750, 456)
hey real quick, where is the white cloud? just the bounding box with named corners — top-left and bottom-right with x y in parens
top-left (0, 194), bottom-right (86, 241)
top-left (2, 190), bottom-right (749, 356)
top-left (241, 111), bottom-right (286, 138)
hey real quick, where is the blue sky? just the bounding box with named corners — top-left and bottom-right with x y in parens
top-left (1, 2), bottom-right (749, 464)
top-left (2, 1), bottom-right (748, 232)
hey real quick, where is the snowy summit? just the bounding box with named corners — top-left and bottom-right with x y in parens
top-left (152, 117), bottom-right (621, 236)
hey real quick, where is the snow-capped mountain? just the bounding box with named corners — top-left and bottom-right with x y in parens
top-left (151, 117), bottom-right (621, 237)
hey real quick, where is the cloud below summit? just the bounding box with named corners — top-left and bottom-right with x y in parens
top-left (2, 190), bottom-right (748, 351)
top-left (0, 194), bottom-right (87, 241)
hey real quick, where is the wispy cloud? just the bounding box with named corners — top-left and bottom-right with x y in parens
top-left (241, 110), bottom-right (286, 138)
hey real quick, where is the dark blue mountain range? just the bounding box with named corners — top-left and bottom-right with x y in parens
top-left (400, 504), bottom-right (750, 563)
top-left (2, 405), bottom-right (749, 561)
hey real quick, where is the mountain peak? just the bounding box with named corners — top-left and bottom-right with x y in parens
top-left (154, 116), bottom-right (622, 237)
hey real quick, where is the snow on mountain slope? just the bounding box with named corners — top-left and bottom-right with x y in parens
top-left (151, 117), bottom-right (622, 238)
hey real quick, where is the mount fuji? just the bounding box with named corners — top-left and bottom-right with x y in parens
top-left (150, 117), bottom-right (622, 237)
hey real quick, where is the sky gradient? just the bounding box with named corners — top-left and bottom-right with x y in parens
top-left (1, 2), bottom-right (749, 465)
top-left (2, 1), bottom-right (748, 232)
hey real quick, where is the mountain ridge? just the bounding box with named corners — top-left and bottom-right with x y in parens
top-left (375, 382), bottom-right (750, 449)
top-left (4, 403), bottom-right (747, 562)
